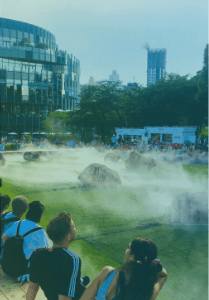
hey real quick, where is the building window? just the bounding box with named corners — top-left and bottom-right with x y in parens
top-left (22, 85), bottom-right (29, 102)
top-left (17, 31), bottom-right (23, 39)
top-left (3, 28), bottom-right (10, 37)
top-left (29, 87), bottom-right (36, 103)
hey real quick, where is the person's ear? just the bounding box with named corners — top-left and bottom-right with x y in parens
top-left (129, 254), bottom-right (135, 261)
top-left (67, 233), bottom-right (71, 241)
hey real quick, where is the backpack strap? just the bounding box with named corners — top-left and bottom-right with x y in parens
top-left (16, 220), bottom-right (43, 238)
top-left (3, 217), bottom-right (19, 224)
top-left (1, 211), bottom-right (11, 220)
top-left (16, 220), bottom-right (23, 237)
top-left (22, 226), bottom-right (43, 238)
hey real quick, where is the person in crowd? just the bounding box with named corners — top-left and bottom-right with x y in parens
top-left (0, 195), bottom-right (11, 216)
top-left (154, 144), bottom-right (159, 152)
top-left (118, 135), bottom-right (122, 147)
top-left (204, 136), bottom-right (208, 151)
top-left (2, 200), bottom-right (49, 282)
top-left (79, 237), bottom-right (168, 300)
top-left (26, 212), bottom-right (89, 300)
top-left (0, 195), bottom-right (28, 260)
top-left (182, 143), bottom-right (187, 152)
top-left (200, 135), bottom-right (204, 150)
top-left (111, 134), bottom-right (116, 147)
top-left (137, 143), bottom-right (143, 151)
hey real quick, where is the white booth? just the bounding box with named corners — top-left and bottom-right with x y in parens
top-left (115, 127), bottom-right (197, 144)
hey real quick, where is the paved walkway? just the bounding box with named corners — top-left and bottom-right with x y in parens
top-left (0, 266), bottom-right (46, 300)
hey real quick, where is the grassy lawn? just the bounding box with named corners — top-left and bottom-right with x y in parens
top-left (0, 156), bottom-right (208, 300)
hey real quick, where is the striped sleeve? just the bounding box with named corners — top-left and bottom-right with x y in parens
top-left (59, 248), bottom-right (81, 297)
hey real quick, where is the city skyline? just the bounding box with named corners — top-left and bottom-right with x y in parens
top-left (0, 0), bottom-right (207, 86)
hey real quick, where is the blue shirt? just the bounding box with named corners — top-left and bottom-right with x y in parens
top-left (0, 212), bottom-right (19, 259)
top-left (4, 219), bottom-right (49, 260)
top-left (111, 137), bottom-right (116, 143)
top-left (96, 270), bottom-right (117, 300)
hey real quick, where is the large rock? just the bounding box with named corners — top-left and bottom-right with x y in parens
top-left (23, 152), bottom-right (41, 162)
top-left (171, 192), bottom-right (208, 224)
top-left (104, 152), bottom-right (121, 162)
top-left (0, 154), bottom-right (6, 166)
top-left (125, 151), bottom-right (156, 170)
top-left (78, 163), bottom-right (121, 188)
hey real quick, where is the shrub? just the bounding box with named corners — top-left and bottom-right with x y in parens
top-left (5, 143), bottom-right (17, 151)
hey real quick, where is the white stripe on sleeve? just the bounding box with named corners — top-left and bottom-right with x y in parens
top-left (63, 248), bottom-right (80, 297)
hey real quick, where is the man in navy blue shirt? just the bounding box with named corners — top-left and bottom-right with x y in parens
top-left (27, 212), bottom-right (89, 300)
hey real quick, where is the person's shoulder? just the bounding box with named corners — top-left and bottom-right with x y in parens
top-left (62, 248), bottom-right (80, 259)
top-left (23, 220), bottom-right (42, 230)
top-left (4, 212), bottom-right (14, 219)
top-left (100, 266), bottom-right (115, 277)
top-left (30, 247), bottom-right (49, 261)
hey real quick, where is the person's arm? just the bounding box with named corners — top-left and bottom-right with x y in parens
top-left (2, 222), bottom-right (18, 243)
top-left (1, 233), bottom-right (9, 244)
top-left (150, 268), bottom-right (168, 300)
top-left (26, 282), bottom-right (40, 300)
top-left (58, 295), bottom-right (72, 300)
top-left (79, 266), bottom-right (114, 300)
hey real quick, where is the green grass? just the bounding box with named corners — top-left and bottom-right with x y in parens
top-left (182, 164), bottom-right (208, 178)
top-left (1, 162), bottom-right (208, 300)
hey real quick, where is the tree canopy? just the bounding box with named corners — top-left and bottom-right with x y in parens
top-left (43, 44), bottom-right (208, 143)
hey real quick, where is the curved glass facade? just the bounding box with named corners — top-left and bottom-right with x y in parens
top-left (0, 18), bottom-right (80, 133)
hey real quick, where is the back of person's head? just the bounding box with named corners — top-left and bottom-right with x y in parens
top-left (26, 201), bottom-right (44, 223)
top-left (0, 195), bottom-right (11, 213)
top-left (12, 196), bottom-right (28, 216)
top-left (118, 237), bottom-right (162, 300)
top-left (46, 212), bottom-right (72, 244)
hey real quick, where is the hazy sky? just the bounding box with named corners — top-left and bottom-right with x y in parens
top-left (0, 0), bottom-right (208, 86)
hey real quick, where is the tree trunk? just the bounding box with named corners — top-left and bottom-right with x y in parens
top-left (100, 127), bottom-right (106, 143)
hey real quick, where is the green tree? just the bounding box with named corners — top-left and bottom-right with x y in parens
top-left (35, 42), bottom-right (49, 50)
top-left (70, 81), bottom-right (124, 142)
top-left (42, 112), bottom-right (67, 141)
top-left (14, 37), bottom-right (32, 47)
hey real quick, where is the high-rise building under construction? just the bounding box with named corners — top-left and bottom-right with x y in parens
top-left (147, 48), bottom-right (166, 86)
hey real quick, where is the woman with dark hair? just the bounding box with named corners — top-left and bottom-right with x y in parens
top-left (79, 237), bottom-right (167, 300)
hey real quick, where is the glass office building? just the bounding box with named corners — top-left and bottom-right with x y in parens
top-left (0, 18), bottom-right (80, 133)
top-left (147, 48), bottom-right (166, 86)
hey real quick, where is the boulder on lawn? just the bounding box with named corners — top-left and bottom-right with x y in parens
top-left (23, 152), bottom-right (41, 162)
top-left (171, 192), bottom-right (208, 224)
top-left (0, 154), bottom-right (6, 166)
top-left (104, 152), bottom-right (121, 162)
top-left (78, 163), bottom-right (121, 188)
top-left (125, 151), bottom-right (156, 170)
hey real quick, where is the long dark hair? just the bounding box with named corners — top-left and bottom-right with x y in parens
top-left (117, 237), bottom-right (162, 300)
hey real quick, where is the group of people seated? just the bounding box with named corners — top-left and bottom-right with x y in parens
top-left (0, 194), bottom-right (168, 300)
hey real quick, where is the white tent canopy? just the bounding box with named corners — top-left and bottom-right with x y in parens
top-left (55, 109), bottom-right (65, 112)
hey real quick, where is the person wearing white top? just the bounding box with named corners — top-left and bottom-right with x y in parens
top-left (2, 201), bottom-right (49, 283)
